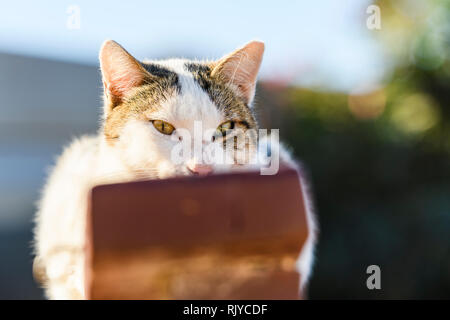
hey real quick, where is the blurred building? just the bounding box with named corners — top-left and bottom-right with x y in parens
top-left (0, 52), bottom-right (100, 298)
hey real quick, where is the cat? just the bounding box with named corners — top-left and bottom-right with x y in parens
top-left (33, 40), bottom-right (317, 299)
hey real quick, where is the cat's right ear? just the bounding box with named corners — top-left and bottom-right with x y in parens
top-left (99, 40), bottom-right (150, 113)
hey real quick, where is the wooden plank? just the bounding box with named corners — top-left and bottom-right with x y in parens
top-left (85, 168), bottom-right (308, 299)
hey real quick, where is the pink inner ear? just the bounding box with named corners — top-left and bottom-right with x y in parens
top-left (100, 40), bottom-right (146, 103)
top-left (108, 71), bottom-right (141, 99)
top-left (213, 41), bottom-right (264, 104)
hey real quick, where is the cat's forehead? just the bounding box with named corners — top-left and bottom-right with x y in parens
top-left (143, 58), bottom-right (205, 76)
top-left (142, 59), bottom-right (223, 126)
top-left (142, 58), bottom-right (254, 122)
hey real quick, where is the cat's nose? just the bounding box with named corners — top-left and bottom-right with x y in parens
top-left (187, 163), bottom-right (213, 176)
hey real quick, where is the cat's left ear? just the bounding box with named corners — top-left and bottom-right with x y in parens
top-left (99, 40), bottom-right (152, 113)
top-left (211, 41), bottom-right (265, 105)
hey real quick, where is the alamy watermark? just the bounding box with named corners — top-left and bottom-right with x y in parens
top-left (169, 121), bottom-right (280, 175)
top-left (66, 5), bottom-right (81, 30)
top-left (366, 265), bottom-right (381, 290)
top-left (366, 5), bottom-right (381, 30)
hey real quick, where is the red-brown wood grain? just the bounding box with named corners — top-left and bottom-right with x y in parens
top-left (85, 169), bottom-right (308, 299)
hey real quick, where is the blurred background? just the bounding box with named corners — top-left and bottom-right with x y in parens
top-left (0, 0), bottom-right (449, 299)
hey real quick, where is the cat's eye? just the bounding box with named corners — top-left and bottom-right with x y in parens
top-left (152, 120), bottom-right (175, 135)
top-left (215, 121), bottom-right (235, 138)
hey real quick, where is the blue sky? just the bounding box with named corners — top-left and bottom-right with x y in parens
top-left (0, 0), bottom-right (386, 91)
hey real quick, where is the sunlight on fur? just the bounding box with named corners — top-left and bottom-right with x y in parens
top-left (33, 40), bottom-right (317, 299)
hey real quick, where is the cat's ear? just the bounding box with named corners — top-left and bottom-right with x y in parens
top-left (99, 40), bottom-right (150, 112)
top-left (211, 41), bottom-right (265, 105)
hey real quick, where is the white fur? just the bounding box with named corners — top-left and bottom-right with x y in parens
top-left (277, 145), bottom-right (318, 294)
top-left (34, 59), bottom-right (317, 299)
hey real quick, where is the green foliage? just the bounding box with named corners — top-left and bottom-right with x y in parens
top-left (256, 1), bottom-right (450, 298)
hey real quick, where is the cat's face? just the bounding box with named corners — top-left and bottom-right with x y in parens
top-left (99, 41), bottom-right (264, 178)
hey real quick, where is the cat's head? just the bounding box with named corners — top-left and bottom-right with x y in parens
top-left (99, 40), bottom-right (264, 178)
